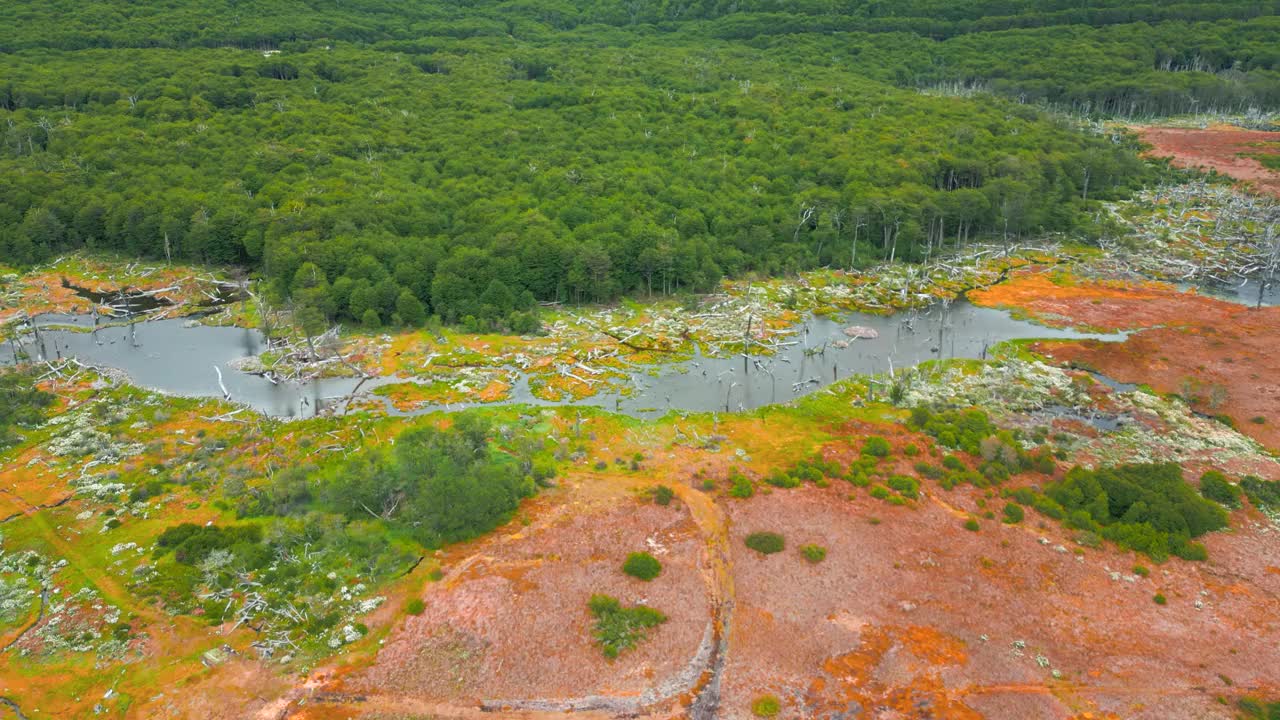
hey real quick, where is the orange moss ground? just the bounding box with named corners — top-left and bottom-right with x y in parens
top-left (972, 271), bottom-right (1280, 449)
top-left (722, 473), bottom-right (1280, 720)
top-left (968, 271), bottom-right (1233, 331)
top-left (1135, 125), bottom-right (1280, 198)
top-left (374, 377), bottom-right (513, 409)
top-left (1, 256), bottom-right (233, 323)
top-left (1037, 312), bottom-right (1280, 450)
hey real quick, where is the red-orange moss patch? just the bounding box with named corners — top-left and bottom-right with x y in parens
top-left (969, 271), bottom-right (1234, 331)
top-left (1135, 124), bottom-right (1280, 198)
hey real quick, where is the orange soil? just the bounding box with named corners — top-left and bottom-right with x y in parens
top-left (1135, 125), bottom-right (1280, 198)
top-left (1037, 310), bottom-right (1280, 450)
top-left (349, 495), bottom-right (709, 704)
top-left (973, 271), bottom-right (1280, 449)
top-left (968, 272), bottom-right (1231, 331)
top-left (1, 260), bottom-right (223, 323)
top-left (723, 474), bottom-right (1280, 720)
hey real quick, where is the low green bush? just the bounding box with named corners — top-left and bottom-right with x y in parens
top-left (1045, 463), bottom-right (1227, 561)
top-left (744, 532), bottom-right (785, 555)
top-left (963, 518), bottom-right (980, 532)
top-left (652, 485), bottom-right (675, 506)
top-left (1241, 475), bottom-right (1280, 510)
top-left (751, 695), bottom-right (781, 717)
top-left (622, 552), bottom-right (662, 581)
top-left (1199, 470), bottom-right (1241, 508)
top-left (588, 594), bottom-right (667, 658)
top-left (1237, 696), bottom-right (1280, 720)
top-left (887, 475), bottom-right (919, 499)
top-left (405, 598), bottom-right (426, 616)
top-left (800, 544), bottom-right (827, 563)
top-left (862, 436), bottom-right (891, 457)
top-left (766, 471), bottom-right (801, 488)
top-left (914, 462), bottom-right (944, 480)
top-left (1002, 502), bottom-right (1024, 524)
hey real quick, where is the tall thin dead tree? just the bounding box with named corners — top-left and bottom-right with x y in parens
top-left (1260, 224), bottom-right (1279, 310)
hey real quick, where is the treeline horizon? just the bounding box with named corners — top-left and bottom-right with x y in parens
top-left (1, 1), bottom-right (1274, 331)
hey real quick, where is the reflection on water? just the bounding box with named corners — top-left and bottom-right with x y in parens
top-left (9, 300), bottom-right (1122, 420)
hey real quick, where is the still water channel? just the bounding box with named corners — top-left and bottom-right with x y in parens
top-left (11, 300), bottom-right (1123, 419)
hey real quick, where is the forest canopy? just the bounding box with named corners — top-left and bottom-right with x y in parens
top-left (1, 1), bottom-right (1276, 329)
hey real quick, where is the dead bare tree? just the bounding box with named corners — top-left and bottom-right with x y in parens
top-left (1260, 223), bottom-right (1279, 310)
top-left (793, 204), bottom-right (816, 243)
top-left (849, 213), bottom-right (867, 271)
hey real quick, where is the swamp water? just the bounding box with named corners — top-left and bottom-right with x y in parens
top-left (12, 301), bottom-right (1121, 419)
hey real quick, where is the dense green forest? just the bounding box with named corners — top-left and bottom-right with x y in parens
top-left (2, 1), bottom-right (1277, 329)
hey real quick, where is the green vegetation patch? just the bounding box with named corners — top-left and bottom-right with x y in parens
top-left (767, 455), bottom-right (843, 489)
top-left (588, 594), bottom-right (667, 659)
top-left (752, 695), bottom-right (782, 717)
top-left (1241, 476), bottom-right (1280, 511)
top-left (1036, 463), bottom-right (1227, 561)
top-left (744, 532), bottom-right (785, 555)
top-left (622, 552), bottom-right (662, 581)
top-left (1199, 470), bottom-right (1242, 508)
top-left (651, 485), bottom-right (674, 506)
top-left (861, 436), bottom-right (892, 458)
top-left (1237, 696), bottom-right (1280, 720)
top-left (800, 544), bottom-right (827, 563)
top-left (728, 468), bottom-right (755, 499)
top-left (0, 368), bottom-right (55, 449)
top-left (136, 413), bottom-right (554, 654)
top-left (908, 407), bottom-right (1054, 489)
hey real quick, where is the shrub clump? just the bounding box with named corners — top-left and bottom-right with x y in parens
top-left (886, 475), bottom-right (919, 499)
top-left (1042, 463), bottom-right (1227, 561)
top-left (405, 598), bottom-right (426, 616)
top-left (963, 518), bottom-right (980, 532)
top-left (909, 407), bottom-right (1052, 483)
top-left (1153, 593), bottom-right (1167, 605)
top-left (622, 552), bottom-right (662, 581)
top-left (1199, 470), bottom-right (1241, 508)
top-left (728, 469), bottom-right (755, 499)
top-left (1237, 696), bottom-right (1280, 720)
top-left (908, 407), bottom-right (997, 454)
top-left (588, 594), bottom-right (667, 658)
top-left (1002, 502), bottom-right (1025, 524)
top-left (652, 485), bottom-right (674, 506)
top-left (862, 436), bottom-right (892, 457)
top-left (800, 544), bottom-right (827, 563)
top-left (744, 532), bottom-right (785, 555)
top-left (1241, 475), bottom-right (1280, 510)
top-left (751, 695), bottom-right (781, 717)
